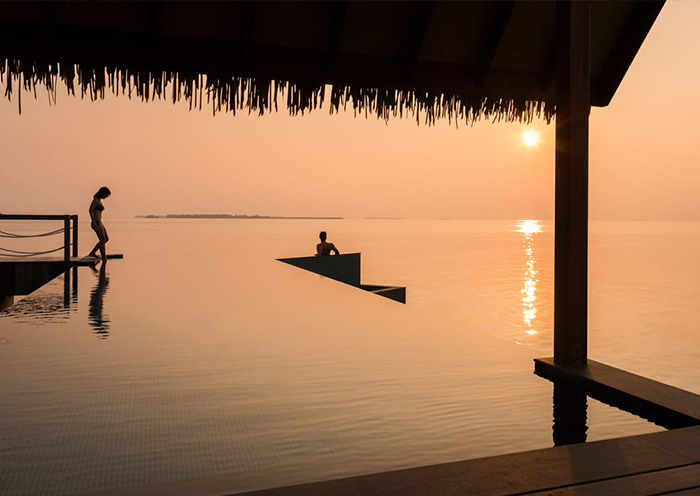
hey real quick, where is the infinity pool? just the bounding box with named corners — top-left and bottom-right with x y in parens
top-left (1, 219), bottom-right (683, 495)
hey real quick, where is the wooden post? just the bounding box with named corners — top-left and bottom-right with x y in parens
top-left (554, 0), bottom-right (590, 366)
top-left (63, 215), bottom-right (71, 263)
top-left (72, 215), bottom-right (78, 257)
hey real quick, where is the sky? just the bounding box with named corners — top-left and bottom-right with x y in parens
top-left (1, 0), bottom-right (699, 221)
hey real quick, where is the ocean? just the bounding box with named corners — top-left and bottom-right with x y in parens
top-left (0, 218), bottom-right (698, 495)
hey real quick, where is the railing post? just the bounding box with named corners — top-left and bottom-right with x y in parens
top-left (64, 215), bottom-right (71, 263)
top-left (72, 215), bottom-right (78, 257)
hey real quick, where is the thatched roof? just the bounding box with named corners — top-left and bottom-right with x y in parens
top-left (0, 1), bottom-right (664, 124)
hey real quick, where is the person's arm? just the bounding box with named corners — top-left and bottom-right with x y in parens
top-left (331, 243), bottom-right (339, 255)
top-left (316, 243), bottom-right (322, 256)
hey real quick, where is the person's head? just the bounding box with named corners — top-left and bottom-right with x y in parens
top-left (319, 231), bottom-right (327, 242)
top-left (94, 187), bottom-right (111, 200)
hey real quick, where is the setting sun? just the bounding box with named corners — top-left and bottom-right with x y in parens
top-left (522, 130), bottom-right (539, 147)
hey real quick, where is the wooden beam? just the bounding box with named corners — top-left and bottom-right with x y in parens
top-left (539, 42), bottom-right (558, 95)
top-left (592, 1), bottom-right (665, 106)
top-left (554, 0), bottom-right (590, 366)
top-left (326, 0), bottom-right (349, 74)
top-left (39, 1), bottom-right (57, 47)
top-left (240, 2), bottom-right (256, 69)
top-left (0, 214), bottom-right (76, 220)
top-left (475, 0), bottom-right (515, 88)
top-left (144, 2), bottom-right (158, 35)
top-left (404, 0), bottom-right (436, 81)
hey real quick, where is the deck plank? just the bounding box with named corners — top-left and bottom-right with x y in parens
top-left (523, 464), bottom-right (700, 495)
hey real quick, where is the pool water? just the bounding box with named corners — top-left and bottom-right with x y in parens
top-left (2, 219), bottom-right (696, 496)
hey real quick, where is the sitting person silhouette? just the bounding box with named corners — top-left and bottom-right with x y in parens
top-left (316, 231), bottom-right (339, 256)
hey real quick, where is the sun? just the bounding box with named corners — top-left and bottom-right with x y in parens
top-left (522, 130), bottom-right (539, 147)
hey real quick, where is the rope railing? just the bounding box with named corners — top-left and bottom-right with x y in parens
top-left (0, 246), bottom-right (68, 257)
top-left (0, 227), bottom-right (66, 238)
top-left (0, 214), bottom-right (79, 262)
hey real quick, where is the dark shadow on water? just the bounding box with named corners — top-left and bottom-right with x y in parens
top-left (89, 262), bottom-right (110, 338)
top-left (0, 269), bottom-right (77, 324)
top-left (552, 382), bottom-right (588, 446)
top-left (0, 264), bottom-right (113, 338)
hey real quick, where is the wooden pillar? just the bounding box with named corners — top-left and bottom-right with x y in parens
top-left (63, 215), bottom-right (71, 263)
top-left (554, 0), bottom-right (590, 366)
top-left (72, 215), bottom-right (78, 257)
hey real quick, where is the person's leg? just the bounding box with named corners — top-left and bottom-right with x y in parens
top-left (89, 223), bottom-right (108, 260)
top-left (97, 224), bottom-right (108, 261)
top-left (88, 241), bottom-right (100, 257)
top-left (88, 224), bottom-right (100, 257)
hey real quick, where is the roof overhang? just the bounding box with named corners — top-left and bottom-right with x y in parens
top-left (0, 1), bottom-right (665, 123)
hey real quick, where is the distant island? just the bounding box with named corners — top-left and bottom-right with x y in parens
top-left (135, 214), bottom-right (343, 220)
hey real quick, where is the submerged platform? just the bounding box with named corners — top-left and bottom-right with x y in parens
top-left (277, 253), bottom-right (406, 303)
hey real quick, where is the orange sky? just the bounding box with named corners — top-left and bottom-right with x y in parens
top-left (1, 1), bottom-right (699, 221)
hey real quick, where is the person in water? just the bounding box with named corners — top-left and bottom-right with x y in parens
top-left (316, 231), bottom-right (339, 256)
top-left (88, 186), bottom-right (111, 261)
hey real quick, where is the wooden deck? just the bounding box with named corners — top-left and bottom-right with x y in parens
top-left (1, 254), bottom-right (123, 265)
top-left (0, 255), bottom-right (123, 298)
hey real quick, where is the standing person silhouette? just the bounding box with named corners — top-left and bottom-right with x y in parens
top-left (88, 187), bottom-right (111, 261)
top-left (316, 231), bottom-right (339, 256)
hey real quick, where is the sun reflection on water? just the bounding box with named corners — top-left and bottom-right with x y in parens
top-left (516, 220), bottom-right (541, 338)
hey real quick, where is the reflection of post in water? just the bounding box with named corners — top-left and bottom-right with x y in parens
top-left (72, 266), bottom-right (78, 306)
top-left (63, 266), bottom-right (70, 309)
top-left (552, 382), bottom-right (588, 446)
top-left (63, 266), bottom-right (78, 309)
top-left (89, 262), bottom-right (111, 338)
top-left (516, 220), bottom-right (541, 338)
top-left (0, 270), bottom-right (75, 321)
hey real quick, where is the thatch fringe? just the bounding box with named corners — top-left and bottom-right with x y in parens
top-left (1, 58), bottom-right (554, 125)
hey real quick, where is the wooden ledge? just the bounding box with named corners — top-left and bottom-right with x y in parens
top-left (534, 358), bottom-right (700, 429)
